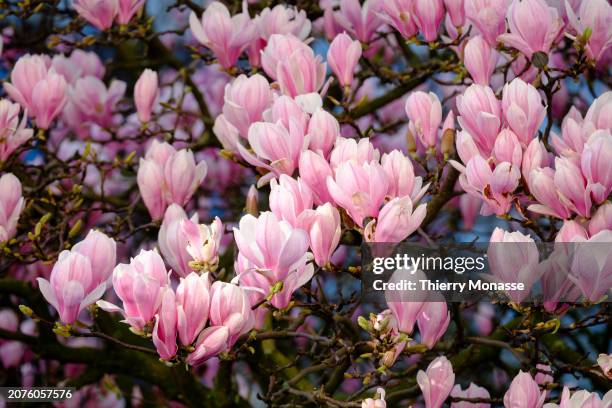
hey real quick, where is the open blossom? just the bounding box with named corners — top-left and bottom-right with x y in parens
top-left (589, 202), bottom-right (612, 236)
top-left (335, 0), bottom-right (383, 43)
top-left (134, 69), bottom-right (159, 123)
top-left (327, 32), bottom-right (362, 87)
top-left (417, 356), bottom-right (455, 408)
top-left (51, 49), bottom-right (105, 84)
top-left (381, 150), bottom-right (428, 201)
top-left (597, 354), bottom-right (612, 379)
top-left (0, 99), bottom-right (32, 162)
top-left (222, 74), bottom-right (272, 138)
top-left (3, 54), bottom-right (68, 129)
top-left (581, 129), bottom-right (612, 204)
top-left (189, 2), bottom-right (256, 69)
top-left (137, 140), bottom-right (208, 220)
top-left (497, 0), bottom-right (562, 59)
top-left (405, 91), bottom-right (442, 148)
top-left (565, 0), bottom-right (612, 61)
top-left (528, 167), bottom-right (572, 219)
top-left (554, 156), bottom-right (591, 218)
top-left (208, 281), bottom-right (254, 346)
top-left (69, 77), bottom-right (126, 128)
top-left (543, 386), bottom-right (612, 408)
top-left (0, 173), bottom-right (25, 243)
top-left (326, 160), bottom-right (389, 227)
top-left (450, 383), bottom-right (491, 408)
top-left (97, 249), bottom-right (169, 331)
top-left (465, 0), bottom-right (509, 46)
top-left (299, 150), bottom-right (334, 205)
top-left (238, 121), bottom-right (306, 185)
top-left (275, 41), bottom-right (326, 97)
top-left (182, 216), bottom-right (223, 272)
top-left (269, 175), bottom-right (314, 228)
top-left (186, 326), bottom-right (230, 366)
top-left (73, 0), bottom-right (118, 31)
top-left (379, 0), bottom-right (418, 39)
top-left (37, 230), bottom-right (116, 324)
top-left (329, 137), bottom-right (380, 169)
top-left (504, 371), bottom-right (546, 408)
top-left (233, 211), bottom-right (313, 308)
top-left (307, 108), bottom-right (340, 157)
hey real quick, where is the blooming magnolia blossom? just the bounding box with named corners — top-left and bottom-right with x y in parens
top-left (0, 173), bottom-right (25, 243)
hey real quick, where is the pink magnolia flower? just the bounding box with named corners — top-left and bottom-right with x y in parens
top-left (70, 77), bottom-right (126, 128)
top-left (137, 140), bottom-right (207, 220)
top-left (186, 326), bottom-right (229, 366)
top-left (238, 121), bottom-right (306, 185)
top-left (116, 0), bottom-right (145, 25)
top-left (264, 95), bottom-right (309, 133)
top-left (413, 0), bottom-right (444, 42)
top-left (459, 156), bottom-right (520, 216)
top-left (464, 35), bottom-right (499, 86)
top-left (209, 281), bottom-right (254, 346)
top-left (176, 272), bottom-right (210, 347)
top-left (417, 302), bottom-right (451, 349)
top-left (309, 203), bottom-right (341, 267)
top-left (97, 249), bottom-right (169, 331)
top-left (528, 167), bottom-right (572, 219)
top-left (581, 129), bottom-right (612, 204)
top-left (330, 137), bottom-right (380, 169)
top-left (158, 204), bottom-right (198, 277)
top-left (364, 196), bottom-right (427, 242)
top-left (261, 34), bottom-right (311, 80)
top-left (182, 216), bottom-right (223, 272)
top-left (444, 0), bottom-right (466, 27)
top-left (189, 2), bottom-right (256, 69)
top-left (73, 0), bottom-right (118, 30)
top-left (381, 150), bottom-right (427, 201)
top-left (417, 356), bottom-right (455, 408)
top-left (379, 0), bottom-right (418, 39)
top-left (522, 138), bottom-right (551, 186)
top-left (503, 371), bottom-right (546, 408)
top-left (37, 249), bottom-right (109, 324)
top-left (0, 173), bottom-right (25, 243)
top-left (269, 175), bottom-right (314, 228)
top-left (222, 74), bottom-right (272, 138)
top-left (497, 0), bottom-right (562, 59)
top-left (327, 160), bottom-right (389, 227)
top-left (570, 230), bottom-right (612, 302)
top-left (456, 84), bottom-right (501, 156)
top-left (488, 228), bottom-right (541, 302)
top-left (335, 0), bottom-right (384, 43)
top-left (328, 32), bottom-right (362, 87)
top-left (152, 287), bottom-right (178, 360)
top-left (134, 69), bottom-right (159, 123)
top-left (299, 150), bottom-right (334, 205)
top-left (405, 91), bottom-right (442, 148)
top-left (4, 54), bottom-right (68, 129)
top-left (276, 43), bottom-right (326, 97)
top-left (362, 388), bottom-right (387, 408)
top-left (501, 78), bottom-right (546, 146)
top-left (0, 309), bottom-right (26, 368)
top-left (583, 91), bottom-right (612, 131)
top-left (450, 383), bottom-right (490, 408)
top-left (307, 108), bottom-right (340, 157)
top-left (51, 50), bottom-right (105, 85)
top-left (71, 229), bottom-right (117, 285)
top-left (459, 193), bottom-right (482, 230)
top-left (386, 299), bottom-right (423, 334)
top-left (566, 0), bottom-right (612, 61)
top-left (255, 4), bottom-right (311, 41)
top-left (233, 211), bottom-right (313, 308)
top-left (465, 0), bottom-right (509, 46)
top-left (0, 100), bottom-right (32, 162)
top-left (555, 220), bottom-right (589, 242)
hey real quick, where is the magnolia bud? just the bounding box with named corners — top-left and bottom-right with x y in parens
top-left (406, 130), bottom-right (417, 153)
top-left (441, 128), bottom-right (455, 158)
top-left (246, 185), bottom-right (259, 216)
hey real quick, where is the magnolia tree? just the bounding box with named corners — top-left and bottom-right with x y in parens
top-left (0, 0), bottom-right (611, 406)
